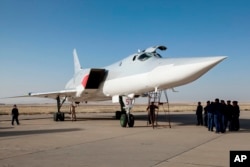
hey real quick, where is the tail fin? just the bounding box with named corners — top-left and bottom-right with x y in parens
top-left (73, 48), bottom-right (82, 73)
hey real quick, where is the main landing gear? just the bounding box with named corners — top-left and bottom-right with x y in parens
top-left (116, 96), bottom-right (135, 128)
top-left (53, 96), bottom-right (67, 121)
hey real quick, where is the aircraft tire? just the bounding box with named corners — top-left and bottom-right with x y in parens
top-left (60, 112), bottom-right (65, 121)
top-left (115, 111), bottom-right (121, 119)
top-left (120, 114), bottom-right (128, 127)
top-left (53, 113), bottom-right (58, 121)
top-left (128, 114), bottom-right (135, 127)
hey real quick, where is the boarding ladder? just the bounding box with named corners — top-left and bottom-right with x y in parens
top-left (147, 90), bottom-right (171, 128)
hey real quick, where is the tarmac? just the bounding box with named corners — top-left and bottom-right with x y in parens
top-left (0, 111), bottom-right (250, 167)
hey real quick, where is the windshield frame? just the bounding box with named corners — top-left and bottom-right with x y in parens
top-left (137, 52), bottom-right (162, 61)
top-left (137, 52), bottom-right (154, 61)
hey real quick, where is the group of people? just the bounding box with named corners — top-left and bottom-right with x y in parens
top-left (196, 98), bottom-right (240, 133)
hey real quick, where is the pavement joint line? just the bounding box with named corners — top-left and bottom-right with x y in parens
top-left (173, 162), bottom-right (224, 167)
top-left (152, 133), bottom-right (225, 167)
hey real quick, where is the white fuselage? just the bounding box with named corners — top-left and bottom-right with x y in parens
top-left (103, 56), bottom-right (226, 96)
top-left (65, 51), bottom-right (226, 102)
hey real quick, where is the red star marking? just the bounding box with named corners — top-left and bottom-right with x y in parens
top-left (81, 75), bottom-right (89, 87)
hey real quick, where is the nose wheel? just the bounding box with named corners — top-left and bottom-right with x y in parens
top-left (119, 96), bottom-right (135, 128)
top-left (120, 114), bottom-right (135, 127)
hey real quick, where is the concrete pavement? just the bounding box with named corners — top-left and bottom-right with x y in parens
top-left (0, 111), bottom-right (250, 167)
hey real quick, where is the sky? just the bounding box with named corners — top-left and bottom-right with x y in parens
top-left (0, 0), bottom-right (250, 104)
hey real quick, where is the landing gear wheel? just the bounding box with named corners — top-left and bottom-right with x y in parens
top-left (116, 111), bottom-right (126, 119)
top-left (54, 112), bottom-right (65, 121)
top-left (59, 112), bottom-right (65, 121)
top-left (115, 111), bottom-right (121, 119)
top-left (120, 114), bottom-right (128, 127)
top-left (54, 113), bottom-right (58, 121)
top-left (128, 114), bottom-right (135, 127)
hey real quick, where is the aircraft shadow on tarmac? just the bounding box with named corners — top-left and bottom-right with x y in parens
top-left (232, 118), bottom-right (250, 133)
top-left (47, 111), bottom-right (249, 130)
top-left (0, 128), bottom-right (82, 138)
top-left (73, 113), bottom-right (250, 132)
top-left (64, 116), bottom-right (114, 121)
top-left (0, 116), bottom-right (53, 122)
top-left (61, 113), bottom-right (197, 128)
top-left (0, 127), bottom-right (14, 130)
top-left (1, 114), bottom-right (248, 138)
top-left (63, 113), bottom-right (196, 126)
top-left (130, 113), bottom-right (197, 126)
top-left (144, 114), bottom-right (250, 132)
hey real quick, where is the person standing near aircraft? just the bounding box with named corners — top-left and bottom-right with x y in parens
top-left (232, 101), bottom-right (240, 131)
top-left (203, 101), bottom-right (209, 127)
top-left (147, 102), bottom-right (158, 126)
top-left (226, 100), bottom-right (234, 131)
top-left (205, 101), bottom-right (213, 131)
top-left (196, 102), bottom-right (203, 126)
top-left (213, 98), bottom-right (223, 133)
top-left (70, 103), bottom-right (77, 121)
top-left (11, 104), bottom-right (20, 125)
top-left (220, 100), bottom-right (227, 133)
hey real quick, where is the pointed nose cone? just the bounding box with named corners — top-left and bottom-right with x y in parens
top-left (175, 56), bottom-right (227, 86)
top-left (194, 56), bottom-right (227, 76)
top-left (199, 56), bottom-right (226, 68)
top-left (149, 56), bottom-right (227, 89)
top-left (203, 56), bottom-right (227, 66)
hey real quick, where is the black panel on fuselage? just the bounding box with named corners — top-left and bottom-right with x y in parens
top-left (85, 69), bottom-right (106, 89)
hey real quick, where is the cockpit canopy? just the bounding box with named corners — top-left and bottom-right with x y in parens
top-left (144, 45), bottom-right (167, 53)
top-left (134, 45), bottom-right (167, 61)
top-left (137, 52), bottom-right (162, 61)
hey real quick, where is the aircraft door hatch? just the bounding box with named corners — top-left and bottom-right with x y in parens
top-left (85, 69), bottom-right (106, 89)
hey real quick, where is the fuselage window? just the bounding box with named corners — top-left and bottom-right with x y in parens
top-left (132, 55), bottom-right (137, 61)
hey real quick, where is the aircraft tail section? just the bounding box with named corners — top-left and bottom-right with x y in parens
top-left (73, 48), bottom-right (82, 73)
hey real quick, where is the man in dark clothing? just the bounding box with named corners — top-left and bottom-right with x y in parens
top-left (220, 100), bottom-right (227, 133)
top-left (232, 101), bottom-right (240, 131)
top-left (147, 102), bottom-right (158, 126)
top-left (11, 104), bottom-right (19, 125)
top-left (205, 101), bottom-right (214, 131)
top-left (196, 102), bottom-right (203, 125)
top-left (226, 100), bottom-right (234, 131)
top-left (203, 101), bottom-right (209, 127)
top-left (214, 98), bottom-right (223, 133)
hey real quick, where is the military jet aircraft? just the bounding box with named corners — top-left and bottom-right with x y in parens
top-left (26, 45), bottom-right (226, 127)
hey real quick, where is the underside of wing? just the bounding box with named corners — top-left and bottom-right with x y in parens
top-left (28, 89), bottom-right (77, 99)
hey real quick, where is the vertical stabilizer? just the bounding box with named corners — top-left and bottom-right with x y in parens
top-left (73, 48), bottom-right (82, 73)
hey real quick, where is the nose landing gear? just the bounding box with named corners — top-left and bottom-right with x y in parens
top-left (118, 96), bottom-right (135, 128)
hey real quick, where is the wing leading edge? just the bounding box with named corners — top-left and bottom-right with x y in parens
top-left (28, 89), bottom-right (77, 99)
